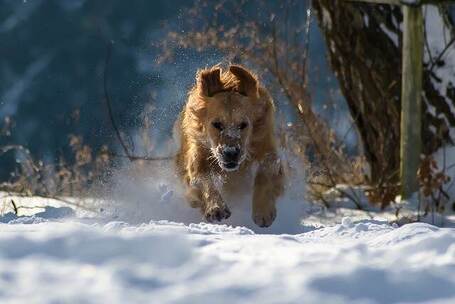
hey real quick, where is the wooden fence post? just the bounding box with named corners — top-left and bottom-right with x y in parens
top-left (400, 4), bottom-right (423, 199)
top-left (347, 0), bottom-right (455, 198)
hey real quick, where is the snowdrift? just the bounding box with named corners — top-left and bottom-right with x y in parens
top-left (0, 204), bottom-right (454, 304)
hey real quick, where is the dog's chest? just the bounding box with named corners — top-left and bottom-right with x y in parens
top-left (211, 162), bottom-right (258, 199)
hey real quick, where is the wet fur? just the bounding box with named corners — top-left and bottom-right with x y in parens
top-left (176, 65), bottom-right (284, 227)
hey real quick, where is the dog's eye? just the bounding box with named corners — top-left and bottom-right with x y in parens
top-left (238, 122), bottom-right (248, 130)
top-left (212, 121), bottom-right (224, 131)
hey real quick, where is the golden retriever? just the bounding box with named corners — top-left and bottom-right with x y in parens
top-left (175, 65), bottom-right (284, 227)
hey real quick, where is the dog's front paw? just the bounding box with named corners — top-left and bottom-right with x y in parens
top-left (252, 204), bottom-right (276, 228)
top-left (204, 204), bottom-right (231, 223)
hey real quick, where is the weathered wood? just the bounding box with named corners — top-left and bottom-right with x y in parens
top-left (400, 5), bottom-right (423, 198)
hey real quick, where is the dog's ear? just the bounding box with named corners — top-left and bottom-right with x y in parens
top-left (197, 68), bottom-right (223, 97)
top-left (229, 65), bottom-right (258, 98)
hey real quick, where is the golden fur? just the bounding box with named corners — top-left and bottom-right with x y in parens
top-left (176, 65), bottom-right (284, 227)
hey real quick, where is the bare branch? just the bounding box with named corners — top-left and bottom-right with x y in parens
top-left (102, 41), bottom-right (173, 163)
top-left (428, 36), bottom-right (455, 73)
top-left (103, 41), bottom-right (134, 161)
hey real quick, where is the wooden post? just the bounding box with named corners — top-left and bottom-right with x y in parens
top-left (400, 5), bottom-right (423, 198)
top-left (346, 0), bottom-right (451, 198)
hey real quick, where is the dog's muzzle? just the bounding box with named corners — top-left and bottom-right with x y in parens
top-left (219, 146), bottom-right (241, 171)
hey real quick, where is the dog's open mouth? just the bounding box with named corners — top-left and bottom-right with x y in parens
top-left (221, 161), bottom-right (239, 171)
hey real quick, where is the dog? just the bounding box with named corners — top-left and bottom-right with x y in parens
top-left (175, 65), bottom-right (284, 227)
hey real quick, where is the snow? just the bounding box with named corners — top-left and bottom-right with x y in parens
top-left (322, 8), bottom-right (332, 31)
top-left (1, 194), bottom-right (455, 303)
top-left (1, 3), bottom-right (455, 303)
top-left (401, 0), bottom-right (419, 5)
top-left (0, 153), bottom-right (454, 303)
top-left (433, 145), bottom-right (455, 200)
top-left (363, 14), bottom-right (369, 28)
top-left (424, 5), bottom-right (455, 139)
top-left (92, 159), bottom-right (308, 235)
top-left (380, 23), bottom-right (399, 47)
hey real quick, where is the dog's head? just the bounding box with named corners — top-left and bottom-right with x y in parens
top-left (194, 65), bottom-right (261, 171)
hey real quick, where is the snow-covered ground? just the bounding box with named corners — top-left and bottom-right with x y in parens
top-left (0, 151), bottom-right (454, 304)
top-left (1, 191), bottom-right (455, 304)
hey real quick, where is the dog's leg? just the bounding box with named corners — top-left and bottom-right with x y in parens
top-left (200, 179), bottom-right (231, 222)
top-left (184, 146), bottom-right (231, 222)
top-left (187, 178), bottom-right (230, 222)
top-left (185, 187), bottom-right (204, 208)
top-left (252, 154), bottom-right (284, 227)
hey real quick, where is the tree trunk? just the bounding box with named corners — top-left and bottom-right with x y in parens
top-left (313, 0), bottom-right (455, 185)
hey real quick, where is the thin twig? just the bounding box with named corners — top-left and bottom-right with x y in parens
top-left (307, 180), bottom-right (364, 210)
top-left (103, 41), bottom-right (134, 161)
top-left (10, 200), bottom-right (18, 215)
top-left (423, 7), bottom-right (435, 68)
top-left (3, 192), bottom-right (98, 212)
top-left (334, 111), bottom-right (360, 153)
top-left (103, 41), bottom-right (173, 162)
top-left (272, 16), bottom-right (362, 209)
top-left (428, 36), bottom-right (455, 73)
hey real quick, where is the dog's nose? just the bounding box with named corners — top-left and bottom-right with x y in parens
top-left (222, 146), bottom-right (240, 162)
